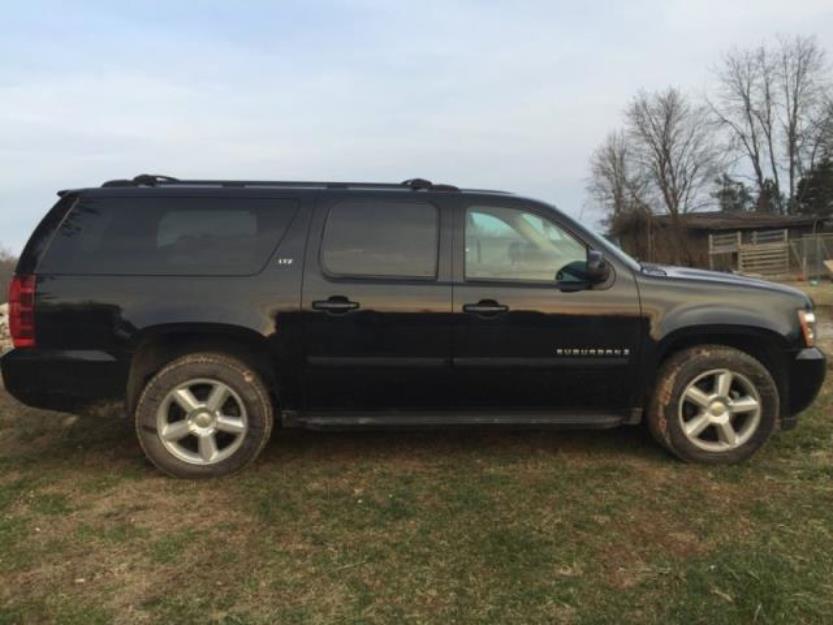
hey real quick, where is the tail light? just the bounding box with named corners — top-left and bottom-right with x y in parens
top-left (9, 275), bottom-right (37, 348)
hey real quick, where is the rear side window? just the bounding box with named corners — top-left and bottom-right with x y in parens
top-left (16, 195), bottom-right (77, 275)
top-left (321, 200), bottom-right (438, 279)
top-left (39, 196), bottom-right (297, 276)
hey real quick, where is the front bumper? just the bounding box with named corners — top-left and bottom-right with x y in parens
top-left (782, 347), bottom-right (826, 429)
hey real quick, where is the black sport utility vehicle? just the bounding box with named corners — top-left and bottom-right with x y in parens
top-left (2, 175), bottom-right (826, 477)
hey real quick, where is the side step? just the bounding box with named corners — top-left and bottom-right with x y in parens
top-left (282, 411), bottom-right (627, 430)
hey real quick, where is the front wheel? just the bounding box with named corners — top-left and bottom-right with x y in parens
top-left (134, 352), bottom-right (274, 478)
top-left (647, 345), bottom-right (779, 464)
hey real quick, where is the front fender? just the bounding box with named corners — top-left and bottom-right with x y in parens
top-left (637, 274), bottom-right (805, 350)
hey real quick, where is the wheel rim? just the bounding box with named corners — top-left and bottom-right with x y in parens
top-left (156, 378), bottom-right (248, 466)
top-left (677, 368), bottom-right (762, 453)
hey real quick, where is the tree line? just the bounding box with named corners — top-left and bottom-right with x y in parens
top-left (588, 35), bottom-right (833, 250)
top-left (0, 248), bottom-right (17, 302)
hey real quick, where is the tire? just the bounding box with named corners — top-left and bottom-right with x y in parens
top-left (134, 352), bottom-right (274, 478)
top-left (647, 345), bottom-right (779, 464)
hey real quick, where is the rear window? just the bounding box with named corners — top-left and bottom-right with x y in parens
top-left (321, 200), bottom-right (438, 279)
top-left (39, 196), bottom-right (297, 276)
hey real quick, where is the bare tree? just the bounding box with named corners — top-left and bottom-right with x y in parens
top-left (778, 35), bottom-right (829, 205)
top-left (710, 47), bottom-right (768, 194)
top-left (626, 88), bottom-right (722, 263)
top-left (819, 100), bottom-right (833, 147)
top-left (816, 101), bottom-right (833, 158)
top-left (711, 36), bottom-right (831, 213)
top-left (757, 46), bottom-right (783, 211)
top-left (711, 44), bottom-right (783, 211)
top-left (587, 130), bottom-right (651, 225)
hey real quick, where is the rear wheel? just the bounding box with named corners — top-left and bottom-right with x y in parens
top-left (134, 352), bottom-right (274, 478)
top-left (647, 345), bottom-right (779, 464)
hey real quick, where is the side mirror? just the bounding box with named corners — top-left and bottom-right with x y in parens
top-left (586, 249), bottom-right (610, 283)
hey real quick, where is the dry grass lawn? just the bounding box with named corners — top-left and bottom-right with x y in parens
top-left (2, 376), bottom-right (832, 624)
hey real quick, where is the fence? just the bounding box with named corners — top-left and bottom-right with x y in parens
top-left (708, 232), bottom-right (740, 268)
top-left (738, 230), bottom-right (790, 276)
top-left (790, 234), bottom-right (833, 280)
top-left (709, 229), bottom-right (791, 277)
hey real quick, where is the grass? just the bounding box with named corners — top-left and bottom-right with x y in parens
top-left (1, 380), bottom-right (831, 625)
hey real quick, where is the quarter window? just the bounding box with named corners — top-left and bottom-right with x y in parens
top-left (321, 201), bottom-right (438, 279)
top-left (40, 197), bottom-right (297, 276)
top-left (465, 206), bottom-right (587, 282)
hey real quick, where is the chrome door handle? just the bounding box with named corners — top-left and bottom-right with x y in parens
top-left (312, 297), bottom-right (360, 313)
top-left (463, 300), bottom-right (509, 315)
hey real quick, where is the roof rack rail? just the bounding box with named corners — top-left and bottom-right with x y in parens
top-left (100, 175), bottom-right (460, 192)
top-left (102, 174), bottom-right (181, 188)
top-left (462, 187), bottom-right (513, 195)
top-left (402, 178), bottom-right (431, 190)
top-left (400, 178), bottom-right (460, 192)
top-left (134, 174), bottom-right (180, 186)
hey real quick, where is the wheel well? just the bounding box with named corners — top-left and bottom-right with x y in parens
top-left (654, 330), bottom-right (789, 411)
top-left (126, 330), bottom-right (277, 415)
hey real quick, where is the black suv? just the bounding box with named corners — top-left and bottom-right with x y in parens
top-left (2, 175), bottom-right (826, 477)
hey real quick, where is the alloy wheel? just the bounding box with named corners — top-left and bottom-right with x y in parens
top-left (155, 378), bottom-right (248, 465)
top-left (677, 368), bottom-right (762, 453)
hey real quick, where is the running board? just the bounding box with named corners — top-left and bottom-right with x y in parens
top-left (282, 410), bottom-right (627, 430)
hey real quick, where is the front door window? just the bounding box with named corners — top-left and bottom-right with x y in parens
top-left (465, 206), bottom-right (587, 283)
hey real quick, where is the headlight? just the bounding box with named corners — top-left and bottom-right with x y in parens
top-left (798, 310), bottom-right (817, 347)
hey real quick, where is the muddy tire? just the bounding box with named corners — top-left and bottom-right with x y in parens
top-left (647, 345), bottom-right (779, 464)
top-left (135, 352), bottom-right (274, 478)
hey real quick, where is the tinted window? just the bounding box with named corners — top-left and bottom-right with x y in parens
top-left (40, 196), bottom-right (297, 276)
top-left (465, 205), bottom-right (586, 282)
top-left (17, 195), bottom-right (76, 275)
top-left (321, 201), bottom-right (438, 278)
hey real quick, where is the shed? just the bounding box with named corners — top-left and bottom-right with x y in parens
top-left (611, 211), bottom-right (827, 269)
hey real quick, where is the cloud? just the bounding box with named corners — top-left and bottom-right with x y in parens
top-left (1, 1), bottom-right (832, 250)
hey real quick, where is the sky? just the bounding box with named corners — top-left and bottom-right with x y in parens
top-left (1, 0), bottom-right (832, 253)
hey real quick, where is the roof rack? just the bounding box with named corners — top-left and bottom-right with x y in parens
top-left (101, 174), bottom-right (460, 192)
top-left (101, 174), bottom-right (180, 188)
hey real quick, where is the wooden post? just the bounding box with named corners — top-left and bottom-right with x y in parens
top-left (708, 233), bottom-right (713, 270)
top-left (818, 235), bottom-right (822, 279)
top-left (802, 237), bottom-right (808, 280)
